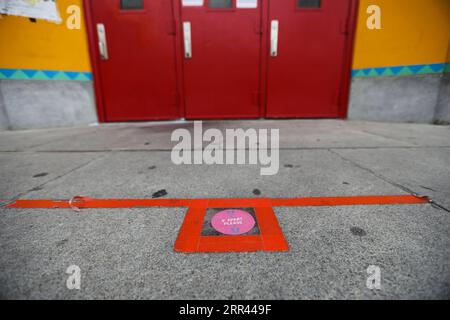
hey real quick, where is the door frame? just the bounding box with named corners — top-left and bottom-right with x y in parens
top-left (337, 0), bottom-right (359, 119)
top-left (84, 0), bottom-right (359, 122)
top-left (83, 0), bottom-right (185, 122)
top-left (83, 0), bottom-right (106, 122)
top-left (262, 0), bottom-right (359, 119)
top-left (177, 0), bottom-right (265, 120)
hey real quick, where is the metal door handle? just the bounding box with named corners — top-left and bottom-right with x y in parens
top-left (183, 22), bottom-right (192, 59)
top-left (270, 20), bottom-right (279, 57)
top-left (96, 23), bottom-right (109, 60)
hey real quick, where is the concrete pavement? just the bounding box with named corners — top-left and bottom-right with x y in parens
top-left (0, 120), bottom-right (449, 299)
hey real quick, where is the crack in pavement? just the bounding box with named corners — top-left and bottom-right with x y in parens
top-left (2, 147), bottom-right (449, 213)
top-left (1, 153), bottom-right (110, 207)
top-left (429, 202), bottom-right (450, 214)
top-left (0, 127), bottom-right (101, 152)
top-left (0, 146), bottom-right (450, 154)
top-left (350, 128), bottom-right (418, 146)
top-left (328, 149), bottom-right (450, 214)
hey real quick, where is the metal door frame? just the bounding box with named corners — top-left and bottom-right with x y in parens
top-left (84, 0), bottom-right (358, 122)
top-left (177, 0), bottom-right (264, 119)
top-left (262, 0), bottom-right (359, 119)
top-left (83, 0), bottom-right (185, 122)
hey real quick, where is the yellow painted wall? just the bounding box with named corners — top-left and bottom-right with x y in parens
top-left (0, 0), bottom-right (91, 72)
top-left (0, 0), bottom-right (449, 74)
top-left (353, 0), bottom-right (450, 68)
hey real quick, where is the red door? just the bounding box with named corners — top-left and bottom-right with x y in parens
top-left (266, 0), bottom-right (352, 118)
top-left (180, 0), bottom-right (263, 119)
top-left (88, 0), bottom-right (180, 121)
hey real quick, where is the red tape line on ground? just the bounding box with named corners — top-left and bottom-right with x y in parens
top-left (4, 195), bottom-right (429, 253)
top-left (5, 195), bottom-right (429, 209)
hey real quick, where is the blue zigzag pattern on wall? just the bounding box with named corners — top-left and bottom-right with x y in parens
top-left (0, 63), bottom-right (449, 81)
top-left (0, 68), bottom-right (93, 81)
top-left (352, 63), bottom-right (450, 77)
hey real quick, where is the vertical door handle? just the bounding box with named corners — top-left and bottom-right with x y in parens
top-left (270, 20), bottom-right (279, 57)
top-left (183, 22), bottom-right (192, 59)
top-left (96, 23), bottom-right (109, 60)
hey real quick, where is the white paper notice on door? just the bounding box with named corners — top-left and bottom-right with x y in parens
top-left (182, 0), bottom-right (204, 6)
top-left (237, 0), bottom-right (258, 8)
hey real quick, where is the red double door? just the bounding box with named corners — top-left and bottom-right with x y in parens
top-left (87, 0), bottom-right (355, 122)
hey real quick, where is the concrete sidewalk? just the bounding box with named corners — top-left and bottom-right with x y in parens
top-left (0, 120), bottom-right (449, 299)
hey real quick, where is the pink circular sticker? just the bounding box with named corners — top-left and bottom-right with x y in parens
top-left (211, 209), bottom-right (256, 235)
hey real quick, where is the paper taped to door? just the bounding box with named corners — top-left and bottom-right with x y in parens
top-left (182, 0), bottom-right (204, 7)
top-left (237, 0), bottom-right (258, 8)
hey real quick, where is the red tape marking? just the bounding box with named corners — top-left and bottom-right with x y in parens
top-left (4, 195), bottom-right (429, 253)
top-left (6, 195), bottom-right (429, 209)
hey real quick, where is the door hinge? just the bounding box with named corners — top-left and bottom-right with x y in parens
top-left (253, 91), bottom-right (263, 106)
top-left (334, 89), bottom-right (341, 107)
top-left (255, 19), bottom-right (263, 35)
top-left (168, 19), bottom-right (177, 36)
top-left (174, 91), bottom-right (180, 106)
top-left (340, 19), bottom-right (349, 35)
